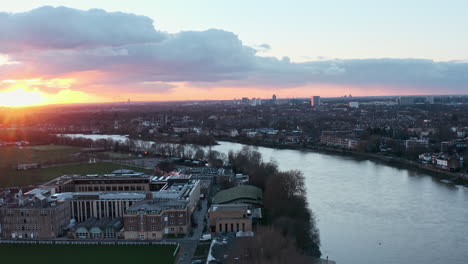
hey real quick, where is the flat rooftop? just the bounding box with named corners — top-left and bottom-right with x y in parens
top-left (54, 192), bottom-right (148, 201)
top-left (210, 203), bottom-right (249, 212)
top-left (52, 180), bottom-right (199, 201)
top-left (42, 173), bottom-right (151, 188)
top-left (126, 199), bottom-right (188, 214)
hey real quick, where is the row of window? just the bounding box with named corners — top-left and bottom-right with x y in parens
top-left (77, 185), bottom-right (146, 192)
top-left (4, 210), bottom-right (15, 216)
top-left (4, 224), bottom-right (55, 231)
top-left (20, 211), bottom-right (30, 217)
top-left (128, 213), bottom-right (185, 222)
top-left (2, 210), bottom-right (51, 217)
top-left (11, 232), bottom-right (38, 239)
top-left (218, 222), bottom-right (246, 233)
top-left (1, 218), bottom-right (35, 224)
top-left (75, 233), bottom-right (117, 239)
top-left (126, 225), bottom-right (185, 232)
top-left (40, 210), bottom-right (49, 216)
top-left (76, 180), bottom-right (148, 184)
top-left (3, 224), bottom-right (40, 231)
top-left (128, 219), bottom-right (185, 226)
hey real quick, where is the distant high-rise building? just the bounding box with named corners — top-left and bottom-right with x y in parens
top-left (272, 94), bottom-right (277, 105)
top-left (426, 96), bottom-right (435, 104)
top-left (349, 102), bottom-right (359, 108)
top-left (250, 98), bottom-right (262, 106)
top-left (398, 96), bottom-right (415, 105)
top-left (311, 96), bottom-right (321, 107)
top-left (241, 97), bottom-right (249, 104)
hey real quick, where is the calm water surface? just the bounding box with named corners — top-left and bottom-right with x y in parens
top-left (212, 141), bottom-right (468, 264)
top-left (64, 134), bottom-right (468, 264)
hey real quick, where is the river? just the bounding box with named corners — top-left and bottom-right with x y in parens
top-left (211, 141), bottom-right (468, 264)
top-left (62, 135), bottom-right (468, 264)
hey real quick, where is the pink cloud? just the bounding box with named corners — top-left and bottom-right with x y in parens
top-left (0, 6), bottom-right (467, 100)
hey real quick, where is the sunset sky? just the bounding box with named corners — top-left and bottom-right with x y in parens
top-left (0, 0), bottom-right (467, 106)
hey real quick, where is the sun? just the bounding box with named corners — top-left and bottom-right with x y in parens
top-left (0, 87), bottom-right (46, 107)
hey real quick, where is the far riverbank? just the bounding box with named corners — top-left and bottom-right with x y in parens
top-left (58, 133), bottom-right (468, 185)
top-left (217, 137), bottom-right (468, 185)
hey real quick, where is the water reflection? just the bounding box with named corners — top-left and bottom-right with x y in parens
top-left (212, 141), bottom-right (468, 264)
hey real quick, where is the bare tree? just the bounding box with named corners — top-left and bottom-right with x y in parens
top-left (225, 226), bottom-right (313, 264)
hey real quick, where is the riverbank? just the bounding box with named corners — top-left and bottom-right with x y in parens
top-left (58, 133), bottom-right (468, 185)
top-left (217, 137), bottom-right (468, 185)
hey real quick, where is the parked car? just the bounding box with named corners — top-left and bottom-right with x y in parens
top-left (200, 234), bottom-right (212, 241)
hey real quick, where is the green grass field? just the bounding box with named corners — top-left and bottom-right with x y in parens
top-left (0, 145), bottom-right (83, 167)
top-left (0, 244), bottom-right (176, 264)
top-left (0, 162), bottom-right (154, 188)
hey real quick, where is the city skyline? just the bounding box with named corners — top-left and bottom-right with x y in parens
top-left (1, 1), bottom-right (468, 106)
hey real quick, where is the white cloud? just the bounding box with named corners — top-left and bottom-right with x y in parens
top-left (0, 6), bottom-right (165, 51)
top-left (0, 6), bottom-right (467, 94)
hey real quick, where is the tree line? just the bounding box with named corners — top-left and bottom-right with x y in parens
top-left (53, 135), bottom-right (226, 165)
top-left (228, 146), bottom-right (321, 260)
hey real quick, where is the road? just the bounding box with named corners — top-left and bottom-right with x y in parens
top-left (110, 158), bottom-right (163, 170)
top-left (174, 198), bottom-right (208, 264)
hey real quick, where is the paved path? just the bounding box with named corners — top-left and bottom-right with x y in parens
top-left (110, 157), bottom-right (167, 170)
top-left (174, 199), bottom-right (208, 264)
top-left (315, 259), bottom-right (337, 264)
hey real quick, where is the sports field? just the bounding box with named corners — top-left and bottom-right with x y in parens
top-left (0, 244), bottom-right (176, 264)
top-left (0, 145), bottom-right (83, 167)
top-left (0, 162), bottom-right (153, 188)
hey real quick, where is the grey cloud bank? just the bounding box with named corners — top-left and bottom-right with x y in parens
top-left (0, 6), bottom-right (165, 51)
top-left (0, 6), bottom-right (467, 94)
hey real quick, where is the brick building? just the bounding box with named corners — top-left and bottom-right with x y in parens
top-left (0, 189), bottom-right (71, 239)
top-left (123, 199), bottom-right (189, 240)
top-left (208, 204), bottom-right (252, 233)
top-left (0, 171), bottom-right (200, 241)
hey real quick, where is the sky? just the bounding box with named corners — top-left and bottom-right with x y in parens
top-left (0, 0), bottom-right (467, 106)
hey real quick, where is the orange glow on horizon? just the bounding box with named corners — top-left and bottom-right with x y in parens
top-left (127, 84), bottom-right (430, 102)
top-left (0, 76), bottom-right (447, 107)
top-left (0, 87), bottom-right (46, 107)
top-left (0, 78), bottom-right (104, 107)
